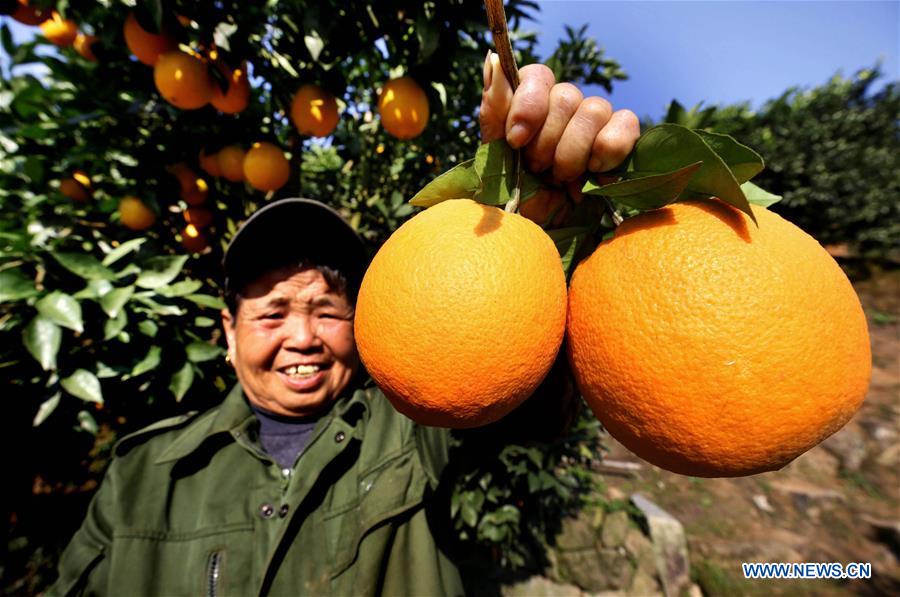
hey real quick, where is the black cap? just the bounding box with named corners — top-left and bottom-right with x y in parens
top-left (223, 198), bottom-right (368, 296)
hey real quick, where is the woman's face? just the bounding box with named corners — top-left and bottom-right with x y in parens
top-left (221, 265), bottom-right (359, 417)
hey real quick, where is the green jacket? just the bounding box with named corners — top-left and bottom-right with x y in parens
top-left (49, 384), bottom-right (464, 597)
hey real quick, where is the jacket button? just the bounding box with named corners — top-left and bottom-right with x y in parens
top-left (334, 431), bottom-right (346, 443)
top-left (279, 504), bottom-right (290, 518)
top-left (259, 503), bottom-right (275, 519)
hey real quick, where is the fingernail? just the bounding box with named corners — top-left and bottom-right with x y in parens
top-left (483, 51), bottom-right (493, 90)
top-left (508, 123), bottom-right (529, 148)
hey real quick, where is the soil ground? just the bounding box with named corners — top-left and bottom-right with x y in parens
top-left (597, 260), bottom-right (900, 596)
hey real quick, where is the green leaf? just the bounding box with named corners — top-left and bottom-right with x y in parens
top-left (23, 316), bottom-right (61, 371)
top-left (186, 341), bottom-right (224, 363)
top-left (102, 238), bottom-right (146, 266)
top-left (304, 30), bottom-right (324, 61)
top-left (156, 279), bottom-right (203, 297)
top-left (184, 294), bottom-right (226, 310)
top-left (473, 141), bottom-right (516, 206)
top-left (24, 155), bottom-right (44, 185)
top-left (77, 410), bottom-right (98, 435)
top-left (0, 269), bottom-right (39, 302)
top-left (169, 362), bottom-right (194, 402)
top-left (584, 161), bottom-right (703, 210)
top-left (61, 369), bottom-right (103, 404)
top-left (194, 316), bottom-right (216, 328)
top-left (103, 309), bottom-right (127, 340)
top-left (130, 346), bottom-right (161, 377)
top-left (741, 181), bottom-right (782, 207)
top-left (99, 286), bottom-right (134, 318)
top-left (546, 227), bottom-right (592, 276)
top-left (50, 252), bottom-right (115, 281)
top-left (631, 124), bottom-right (755, 222)
top-left (409, 159), bottom-right (479, 207)
top-left (36, 291), bottom-right (83, 333)
top-left (694, 130), bottom-right (764, 183)
top-left (213, 21), bottom-right (238, 52)
top-left (135, 255), bottom-right (188, 289)
top-left (138, 319), bottom-right (158, 337)
top-left (33, 392), bottom-right (61, 426)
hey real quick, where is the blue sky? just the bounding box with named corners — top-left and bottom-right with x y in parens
top-left (531, 1), bottom-right (899, 120)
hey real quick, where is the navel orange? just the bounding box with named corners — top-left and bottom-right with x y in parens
top-left (123, 12), bottom-right (176, 66)
top-left (153, 51), bottom-right (212, 110)
top-left (119, 197), bottom-right (156, 230)
top-left (216, 145), bottom-right (245, 182)
top-left (243, 142), bottom-right (289, 192)
top-left (377, 76), bottom-right (429, 140)
top-left (566, 199), bottom-right (871, 477)
top-left (355, 198), bottom-right (567, 428)
top-left (290, 84), bottom-right (339, 137)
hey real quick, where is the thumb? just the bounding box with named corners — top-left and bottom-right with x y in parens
top-left (479, 52), bottom-right (513, 143)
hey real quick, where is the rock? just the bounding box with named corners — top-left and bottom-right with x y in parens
top-left (556, 514), bottom-right (599, 551)
top-left (751, 494), bottom-right (775, 513)
top-left (686, 583), bottom-right (703, 597)
top-left (554, 547), bottom-right (633, 592)
top-left (502, 576), bottom-right (582, 597)
top-left (823, 427), bottom-right (869, 471)
top-left (607, 486), bottom-right (626, 501)
top-left (627, 568), bottom-right (662, 596)
top-left (592, 507), bottom-right (606, 530)
top-left (860, 418), bottom-right (898, 449)
top-left (624, 527), bottom-right (654, 561)
top-left (630, 493), bottom-right (690, 597)
top-left (769, 479), bottom-right (845, 514)
top-left (876, 443), bottom-right (900, 467)
top-left (601, 510), bottom-right (631, 548)
top-left (861, 514), bottom-right (900, 555)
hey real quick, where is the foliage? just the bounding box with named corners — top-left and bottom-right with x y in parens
top-left (663, 68), bottom-right (900, 256)
top-left (0, 0), bottom-right (629, 591)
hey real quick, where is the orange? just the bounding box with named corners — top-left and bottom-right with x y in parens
top-left (210, 61), bottom-right (250, 114)
top-left (167, 163), bottom-right (208, 205)
top-left (355, 199), bottom-right (567, 428)
top-left (11, 0), bottom-right (50, 26)
top-left (154, 51), bottom-right (213, 110)
top-left (123, 12), bottom-right (176, 66)
top-left (377, 76), bottom-right (429, 140)
top-left (290, 84), bottom-right (339, 137)
top-left (243, 142), bottom-right (289, 192)
top-left (180, 224), bottom-right (208, 253)
top-left (119, 197), bottom-right (156, 230)
top-left (39, 11), bottom-right (77, 47)
top-left (184, 206), bottom-right (213, 229)
top-left (198, 148), bottom-right (222, 178)
top-left (73, 33), bottom-right (97, 61)
top-left (566, 199), bottom-right (871, 477)
top-left (216, 145), bottom-right (245, 182)
top-left (59, 175), bottom-right (90, 202)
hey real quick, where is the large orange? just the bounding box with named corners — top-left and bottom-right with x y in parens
top-left (39, 11), bottom-right (77, 47)
top-left (243, 142), bottom-right (289, 192)
top-left (119, 197), bottom-right (156, 230)
top-left (566, 199), bottom-right (871, 477)
top-left (355, 199), bottom-right (567, 428)
top-left (210, 61), bottom-right (250, 114)
top-left (154, 51), bottom-right (213, 110)
top-left (290, 84), bottom-right (339, 137)
top-left (377, 76), bottom-right (429, 140)
top-left (123, 12), bottom-right (176, 66)
top-left (216, 145), bottom-right (245, 182)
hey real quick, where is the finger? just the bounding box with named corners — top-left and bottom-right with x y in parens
top-left (479, 52), bottom-right (514, 143)
top-left (553, 97), bottom-right (613, 182)
top-left (523, 82), bottom-right (583, 173)
top-left (505, 64), bottom-right (555, 148)
top-left (589, 109), bottom-right (641, 172)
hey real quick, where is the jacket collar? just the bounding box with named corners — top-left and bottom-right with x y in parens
top-left (155, 383), bottom-right (370, 465)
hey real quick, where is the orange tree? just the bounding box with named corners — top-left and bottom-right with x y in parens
top-left (0, 0), bottom-right (627, 590)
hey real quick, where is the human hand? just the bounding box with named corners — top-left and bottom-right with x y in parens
top-left (479, 52), bottom-right (640, 183)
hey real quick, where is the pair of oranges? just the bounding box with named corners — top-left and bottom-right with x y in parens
top-left (354, 198), bottom-right (871, 478)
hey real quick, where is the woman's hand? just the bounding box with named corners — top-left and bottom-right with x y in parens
top-left (479, 52), bottom-right (640, 183)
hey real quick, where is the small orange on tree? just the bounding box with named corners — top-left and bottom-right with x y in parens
top-left (154, 51), bottom-right (213, 110)
top-left (73, 33), bottom-right (97, 61)
top-left (184, 206), bottom-right (213, 229)
top-left (58, 171), bottom-right (91, 202)
top-left (377, 76), bottom-right (430, 140)
top-left (243, 142), bottom-right (290, 192)
top-left (198, 149), bottom-right (222, 178)
top-left (39, 11), bottom-right (78, 47)
top-left (210, 61), bottom-right (250, 114)
top-left (290, 84), bottom-right (339, 137)
top-left (180, 223), bottom-right (209, 253)
top-left (11, 0), bottom-right (50, 26)
top-left (118, 196), bottom-right (156, 231)
top-left (123, 11), bottom-right (176, 66)
top-left (216, 145), bottom-right (245, 182)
